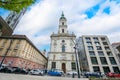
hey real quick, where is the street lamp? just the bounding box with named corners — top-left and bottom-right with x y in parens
top-left (71, 39), bottom-right (80, 78)
top-left (0, 39), bottom-right (13, 68)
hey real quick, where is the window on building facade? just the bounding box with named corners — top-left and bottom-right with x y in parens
top-left (93, 37), bottom-right (99, 41)
top-left (71, 62), bottom-right (76, 70)
top-left (103, 42), bottom-right (108, 45)
top-left (101, 37), bottom-right (106, 41)
top-left (0, 48), bottom-right (3, 51)
top-left (113, 67), bottom-right (120, 73)
top-left (103, 67), bottom-right (110, 73)
top-left (62, 40), bottom-right (65, 43)
top-left (105, 47), bottom-right (110, 50)
top-left (98, 51), bottom-right (104, 56)
top-left (15, 43), bottom-right (20, 49)
top-left (62, 29), bottom-right (64, 33)
top-left (100, 57), bottom-right (108, 64)
top-left (88, 46), bottom-right (94, 50)
top-left (62, 22), bottom-right (64, 25)
top-left (93, 66), bottom-right (100, 72)
top-left (7, 21), bottom-right (10, 24)
top-left (107, 51), bottom-right (113, 56)
top-left (95, 42), bottom-right (100, 46)
top-left (109, 57), bottom-right (117, 65)
top-left (96, 46), bottom-right (102, 50)
top-left (62, 45), bottom-right (65, 52)
top-left (85, 37), bottom-right (91, 42)
top-left (87, 42), bottom-right (92, 46)
top-left (1, 40), bottom-right (7, 47)
top-left (51, 62), bottom-right (56, 69)
top-left (91, 57), bottom-right (98, 64)
top-left (89, 51), bottom-right (95, 56)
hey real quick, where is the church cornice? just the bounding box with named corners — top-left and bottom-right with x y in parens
top-left (48, 52), bottom-right (75, 54)
top-left (50, 33), bottom-right (76, 37)
top-left (48, 59), bottom-right (75, 61)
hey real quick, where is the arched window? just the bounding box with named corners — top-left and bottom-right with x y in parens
top-left (62, 40), bottom-right (65, 43)
top-left (62, 45), bottom-right (65, 52)
top-left (62, 22), bottom-right (64, 25)
top-left (62, 29), bottom-right (64, 33)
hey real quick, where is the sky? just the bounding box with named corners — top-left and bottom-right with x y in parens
top-left (0, 0), bottom-right (120, 54)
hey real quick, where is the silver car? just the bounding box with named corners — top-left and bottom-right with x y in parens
top-left (29, 69), bottom-right (43, 75)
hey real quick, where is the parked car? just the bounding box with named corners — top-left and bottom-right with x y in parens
top-left (106, 72), bottom-right (120, 78)
top-left (47, 69), bottom-right (63, 76)
top-left (84, 72), bottom-right (102, 78)
top-left (40, 69), bottom-right (48, 75)
top-left (12, 67), bottom-right (28, 74)
top-left (0, 64), bottom-right (14, 73)
top-left (66, 71), bottom-right (78, 75)
top-left (29, 69), bottom-right (43, 75)
top-left (0, 66), bottom-right (12, 73)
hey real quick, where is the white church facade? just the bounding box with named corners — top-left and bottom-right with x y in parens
top-left (47, 13), bottom-right (76, 73)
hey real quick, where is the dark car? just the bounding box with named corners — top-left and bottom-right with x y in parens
top-left (84, 72), bottom-right (102, 78)
top-left (12, 67), bottom-right (28, 74)
top-left (0, 66), bottom-right (12, 73)
top-left (47, 69), bottom-right (62, 76)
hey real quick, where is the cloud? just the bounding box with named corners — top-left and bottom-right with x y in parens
top-left (12, 0), bottom-right (120, 52)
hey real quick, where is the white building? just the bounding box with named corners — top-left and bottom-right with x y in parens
top-left (77, 35), bottom-right (120, 73)
top-left (5, 9), bottom-right (26, 30)
top-left (47, 13), bottom-right (77, 73)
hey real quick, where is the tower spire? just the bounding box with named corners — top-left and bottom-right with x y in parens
top-left (61, 11), bottom-right (64, 17)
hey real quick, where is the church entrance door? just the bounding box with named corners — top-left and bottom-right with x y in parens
top-left (62, 63), bottom-right (66, 73)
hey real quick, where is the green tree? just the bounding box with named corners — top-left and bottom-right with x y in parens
top-left (0, 0), bottom-right (36, 12)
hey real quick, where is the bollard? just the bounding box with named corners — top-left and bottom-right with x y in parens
top-left (72, 73), bottom-right (75, 78)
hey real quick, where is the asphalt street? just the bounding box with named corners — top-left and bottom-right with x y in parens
top-left (0, 73), bottom-right (89, 80)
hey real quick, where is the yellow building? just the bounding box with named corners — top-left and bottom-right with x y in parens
top-left (0, 35), bottom-right (47, 69)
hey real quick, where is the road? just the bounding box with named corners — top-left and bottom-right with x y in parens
top-left (0, 73), bottom-right (88, 80)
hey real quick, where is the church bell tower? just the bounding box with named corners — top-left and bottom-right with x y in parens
top-left (58, 12), bottom-right (68, 34)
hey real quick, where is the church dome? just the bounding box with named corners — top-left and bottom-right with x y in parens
top-left (59, 12), bottom-right (67, 20)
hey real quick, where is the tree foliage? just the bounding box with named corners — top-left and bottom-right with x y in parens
top-left (0, 0), bottom-right (36, 12)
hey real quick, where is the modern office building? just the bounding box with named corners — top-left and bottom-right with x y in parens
top-left (5, 9), bottom-right (26, 30)
top-left (76, 35), bottom-right (120, 73)
top-left (47, 13), bottom-right (77, 73)
top-left (112, 42), bottom-right (120, 63)
top-left (0, 35), bottom-right (47, 69)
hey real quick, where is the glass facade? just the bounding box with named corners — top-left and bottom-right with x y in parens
top-left (91, 57), bottom-right (98, 64)
top-left (109, 57), bottom-right (117, 65)
top-left (103, 67), bottom-right (110, 73)
top-left (88, 46), bottom-right (94, 50)
top-left (93, 66), bottom-right (100, 72)
top-left (100, 57), bottom-right (108, 64)
top-left (113, 67), bottom-right (120, 73)
top-left (89, 51), bottom-right (95, 56)
top-left (98, 51), bottom-right (104, 56)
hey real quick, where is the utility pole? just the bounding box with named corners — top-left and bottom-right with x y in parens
top-left (71, 39), bottom-right (80, 78)
top-left (0, 39), bottom-right (13, 68)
